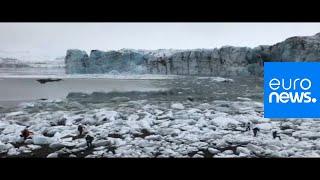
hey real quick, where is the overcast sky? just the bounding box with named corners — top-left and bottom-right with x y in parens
top-left (1, 23), bottom-right (320, 60)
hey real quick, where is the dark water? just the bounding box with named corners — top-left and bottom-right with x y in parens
top-left (0, 78), bottom-right (167, 107)
top-left (149, 76), bottom-right (263, 102)
top-left (0, 75), bottom-right (263, 108)
top-left (61, 76), bottom-right (264, 105)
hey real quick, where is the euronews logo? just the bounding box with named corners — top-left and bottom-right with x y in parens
top-left (264, 62), bottom-right (320, 118)
top-left (268, 78), bottom-right (317, 104)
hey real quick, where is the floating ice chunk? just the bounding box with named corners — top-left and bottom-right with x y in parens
top-left (19, 102), bottom-right (35, 108)
top-left (7, 148), bottom-right (20, 156)
top-left (110, 97), bottom-right (130, 102)
top-left (224, 134), bottom-right (252, 145)
top-left (198, 103), bottom-right (212, 110)
top-left (56, 114), bottom-right (84, 126)
top-left (270, 150), bottom-right (290, 157)
top-left (27, 144), bottom-right (42, 150)
top-left (302, 151), bottom-right (320, 157)
top-left (161, 148), bottom-right (180, 157)
top-left (126, 121), bottom-right (141, 131)
top-left (236, 97), bottom-right (252, 101)
top-left (251, 117), bottom-right (270, 123)
top-left (293, 131), bottom-right (320, 139)
top-left (246, 144), bottom-right (264, 154)
top-left (197, 77), bottom-right (234, 83)
top-left (192, 154), bottom-right (203, 158)
top-left (236, 147), bottom-right (251, 155)
top-left (211, 116), bottom-right (240, 128)
top-left (0, 142), bottom-right (9, 153)
top-left (47, 153), bottom-right (59, 158)
top-left (208, 148), bottom-right (220, 154)
top-left (128, 114), bottom-right (139, 121)
top-left (32, 135), bottom-right (54, 145)
top-left (1, 124), bottom-right (25, 135)
top-left (1, 134), bottom-right (24, 144)
top-left (49, 142), bottom-right (75, 149)
top-left (265, 144), bottom-right (281, 151)
top-left (145, 135), bottom-right (162, 141)
top-left (238, 152), bottom-right (250, 157)
top-left (154, 109), bottom-right (164, 116)
top-left (231, 114), bottom-right (252, 124)
top-left (5, 111), bottom-right (25, 118)
top-left (95, 110), bottom-right (119, 122)
top-left (53, 129), bottom-right (77, 139)
top-left (142, 104), bottom-right (154, 110)
top-left (69, 154), bottom-right (77, 158)
top-left (190, 142), bottom-right (208, 150)
top-left (215, 154), bottom-right (238, 158)
top-left (93, 140), bottom-right (111, 147)
top-left (17, 145), bottom-right (29, 152)
top-left (280, 122), bottom-right (296, 130)
top-left (157, 111), bottom-right (173, 120)
top-left (255, 123), bottom-right (273, 131)
top-left (187, 108), bottom-right (202, 114)
top-left (222, 150), bottom-right (234, 155)
top-left (75, 142), bottom-right (87, 148)
top-left (171, 103), bottom-right (185, 110)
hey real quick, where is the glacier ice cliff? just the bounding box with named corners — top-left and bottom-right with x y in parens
top-left (65, 33), bottom-right (320, 76)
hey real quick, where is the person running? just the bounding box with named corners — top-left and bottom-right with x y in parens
top-left (253, 127), bottom-right (260, 137)
top-left (78, 125), bottom-right (84, 136)
top-left (246, 122), bottom-right (251, 131)
top-left (272, 131), bottom-right (281, 140)
top-left (20, 128), bottom-right (33, 140)
top-left (85, 135), bottom-right (94, 148)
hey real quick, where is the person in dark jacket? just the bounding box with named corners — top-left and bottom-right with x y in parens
top-left (85, 135), bottom-right (94, 148)
top-left (272, 131), bottom-right (281, 140)
top-left (253, 127), bottom-right (260, 137)
top-left (78, 125), bottom-right (84, 136)
top-left (246, 122), bottom-right (251, 131)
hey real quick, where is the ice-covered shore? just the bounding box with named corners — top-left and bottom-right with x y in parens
top-left (1, 97), bottom-right (320, 158)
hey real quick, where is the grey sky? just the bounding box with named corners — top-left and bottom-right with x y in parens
top-left (0, 23), bottom-right (320, 60)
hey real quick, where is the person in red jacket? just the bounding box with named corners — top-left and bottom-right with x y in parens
top-left (20, 128), bottom-right (33, 140)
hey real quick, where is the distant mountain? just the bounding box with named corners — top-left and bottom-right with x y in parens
top-left (0, 51), bottom-right (65, 69)
top-left (0, 57), bottom-right (30, 68)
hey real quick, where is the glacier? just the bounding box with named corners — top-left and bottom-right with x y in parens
top-left (65, 32), bottom-right (320, 76)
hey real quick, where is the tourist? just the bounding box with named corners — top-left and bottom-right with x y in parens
top-left (253, 127), bottom-right (260, 137)
top-left (20, 128), bottom-right (33, 140)
top-left (272, 131), bottom-right (281, 140)
top-left (78, 125), bottom-right (84, 136)
top-left (85, 135), bottom-right (94, 148)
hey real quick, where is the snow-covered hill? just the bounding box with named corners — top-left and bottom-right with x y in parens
top-left (0, 50), bottom-right (65, 69)
top-left (0, 57), bottom-right (30, 68)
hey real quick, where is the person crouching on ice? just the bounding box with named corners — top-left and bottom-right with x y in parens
top-left (20, 128), bottom-right (33, 140)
